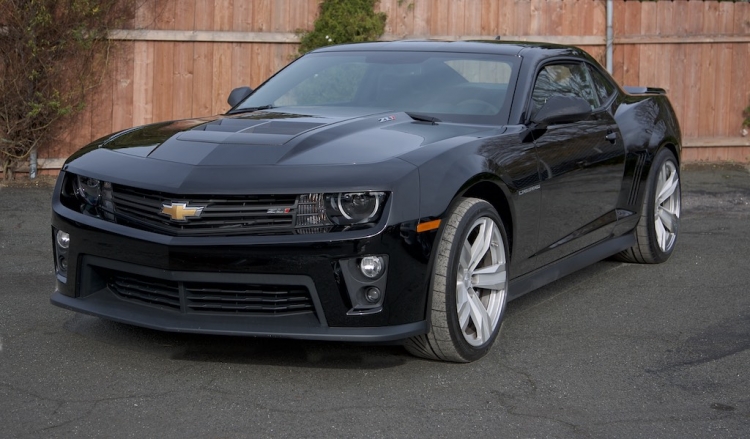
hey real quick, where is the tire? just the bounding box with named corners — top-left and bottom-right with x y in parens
top-left (405, 198), bottom-right (509, 363)
top-left (617, 148), bottom-right (681, 264)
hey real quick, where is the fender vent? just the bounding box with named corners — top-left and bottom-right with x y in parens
top-left (627, 152), bottom-right (647, 206)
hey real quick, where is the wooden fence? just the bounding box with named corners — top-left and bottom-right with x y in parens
top-left (37, 0), bottom-right (750, 170)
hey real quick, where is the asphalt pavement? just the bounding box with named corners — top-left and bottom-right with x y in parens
top-left (1, 164), bottom-right (748, 438)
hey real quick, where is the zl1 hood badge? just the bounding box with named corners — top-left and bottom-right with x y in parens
top-left (160, 202), bottom-right (205, 221)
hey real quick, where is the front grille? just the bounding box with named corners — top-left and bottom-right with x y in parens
top-left (110, 184), bottom-right (297, 236)
top-left (106, 270), bottom-right (314, 316)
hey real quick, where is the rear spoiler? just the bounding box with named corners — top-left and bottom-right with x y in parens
top-left (623, 86), bottom-right (667, 95)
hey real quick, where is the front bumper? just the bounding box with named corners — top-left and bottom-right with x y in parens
top-left (51, 206), bottom-right (436, 341)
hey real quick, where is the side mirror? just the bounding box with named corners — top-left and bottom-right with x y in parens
top-left (227, 86), bottom-right (253, 107)
top-left (531, 95), bottom-right (592, 126)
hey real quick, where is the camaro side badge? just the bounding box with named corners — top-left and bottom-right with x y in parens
top-left (160, 202), bottom-right (204, 221)
top-left (378, 115), bottom-right (396, 123)
top-left (518, 184), bottom-right (540, 196)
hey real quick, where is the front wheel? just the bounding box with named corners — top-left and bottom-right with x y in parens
top-left (618, 148), bottom-right (681, 264)
top-left (405, 198), bottom-right (509, 363)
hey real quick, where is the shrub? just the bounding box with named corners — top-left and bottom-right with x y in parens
top-left (0, 0), bottom-right (135, 179)
top-left (297, 0), bottom-right (387, 56)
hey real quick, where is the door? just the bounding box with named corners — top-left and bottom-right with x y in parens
top-left (529, 62), bottom-right (626, 267)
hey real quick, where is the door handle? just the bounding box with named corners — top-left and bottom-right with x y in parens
top-left (605, 131), bottom-right (617, 143)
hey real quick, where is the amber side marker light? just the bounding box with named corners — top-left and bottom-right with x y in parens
top-left (416, 219), bottom-right (441, 233)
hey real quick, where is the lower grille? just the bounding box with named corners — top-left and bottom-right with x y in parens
top-left (106, 270), bottom-right (314, 315)
top-left (108, 273), bottom-right (181, 310)
top-left (185, 283), bottom-right (314, 314)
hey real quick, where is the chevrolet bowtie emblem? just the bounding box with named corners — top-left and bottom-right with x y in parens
top-left (160, 202), bottom-right (204, 221)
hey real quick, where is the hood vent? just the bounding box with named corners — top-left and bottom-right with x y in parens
top-left (250, 121), bottom-right (325, 135)
top-left (195, 118), bottom-right (325, 136)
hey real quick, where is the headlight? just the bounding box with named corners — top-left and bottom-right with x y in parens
top-left (75, 175), bottom-right (102, 206)
top-left (294, 191), bottom-right (388, 230)
top-left (66, 174), bottom-right (115, 219)
top-left (325, 192), bottom-right (386, 225)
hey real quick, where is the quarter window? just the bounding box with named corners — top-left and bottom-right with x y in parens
top-left (588, 65), bottom-right (616, 104)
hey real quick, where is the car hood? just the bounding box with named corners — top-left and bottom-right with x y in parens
top-left (63, 107), bottom-right (499, 195)
top-left (79, 107), bottom-right (489, 167)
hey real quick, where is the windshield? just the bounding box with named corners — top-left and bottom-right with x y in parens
top-left (234, 50), bottom-right (519, 124)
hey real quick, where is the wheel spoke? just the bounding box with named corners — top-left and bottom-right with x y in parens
top-left (460, 240), bottom-right (472, 270)
top-left (456, 281), bottom-right (472, 331)
top-left (467, 290), bottom-right (492, 344)
top-left (656, 169), bottom-right (678, 205)
top-left (657, 208), bottom-right (678, 233)
top-left (655, 216), bottom-right (667, 249)
top-left (468, 219), bottom-right (493, 272)
top-left (472, 263), bottom-right (507, 291)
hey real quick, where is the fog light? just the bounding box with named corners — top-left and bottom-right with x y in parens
top-left (59, 256), bottom-right (68, 271)
top-left (360, 255), bottom-right (384, 279)
top-left (364, 287), bottom-right (381, 303)
top-left (56, 230), bottom-right (70, 249)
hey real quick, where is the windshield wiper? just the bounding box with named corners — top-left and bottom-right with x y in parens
top-left (231, 104), bottom-right (275, 114)
top-left (406, 112), bottom-right (440, 124)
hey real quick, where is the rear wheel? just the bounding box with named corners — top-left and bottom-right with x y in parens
top-left (618, 148), bottom-right (681, 264)
top-left (405, 198), bottom-right (509, 363)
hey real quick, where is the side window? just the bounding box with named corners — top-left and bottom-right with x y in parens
top-left (530, 62), bottom-right (599, 116)
top-left (587, 65), bottom-right (616, 105)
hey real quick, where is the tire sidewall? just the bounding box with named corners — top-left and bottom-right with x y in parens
top-left (435, 198), bottom-right (509, 362)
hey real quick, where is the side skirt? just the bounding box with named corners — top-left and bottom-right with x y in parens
top-left (508, 232), bottom-right (636, 301)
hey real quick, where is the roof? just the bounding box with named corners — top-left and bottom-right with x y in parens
top-left (311, 40), bottom-right (587, 60)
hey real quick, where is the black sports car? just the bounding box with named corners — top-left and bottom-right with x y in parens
top-left (51, 41), bottom-right (682, 362)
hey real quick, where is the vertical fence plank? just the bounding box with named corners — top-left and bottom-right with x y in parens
top-left (192, 0), bottom-right (215, 117)
top-left (271, 0), bottom-right (288, 32)
top-left (413, 0), bottom-right (429, 36)
top-left (699, 3), bottom-right (719, 139)
top-left (621, 1), bottom-right (640, 87)
top-left (132, 41), bottom-right (154, 126)
top-left (89, 51), bottom-right (114, 142)
top-left (548, 0), bottom-right (564, 39)
top-left (496, 0), bottom-right (514, 37)
top-left (112, 42), bottom-right (135, 132)
top-left (172, 2), bottom-right (196, 120)
top-left (528, 0), bottom-right (543, 36)
top-left (255, 0), bottom-right (271, 32)
top-left (211, 43), bottom-right (232, 115)
top-left (514, 0), bottom-right (531, 36)
top-left (464, 0), bottom-right (481, 36)
top-left (379, 0), bottom-right (395, 35)
top-left (430, 0), bottom-right (448, 36)
top-left (153, 42), bottom-right (175, 122)
top-left (233, 0), bottom-right (252, 31)
top-left (151, 1), bottom-right (176, 123)
top-left (480, 0), bottom-right (497, 35)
